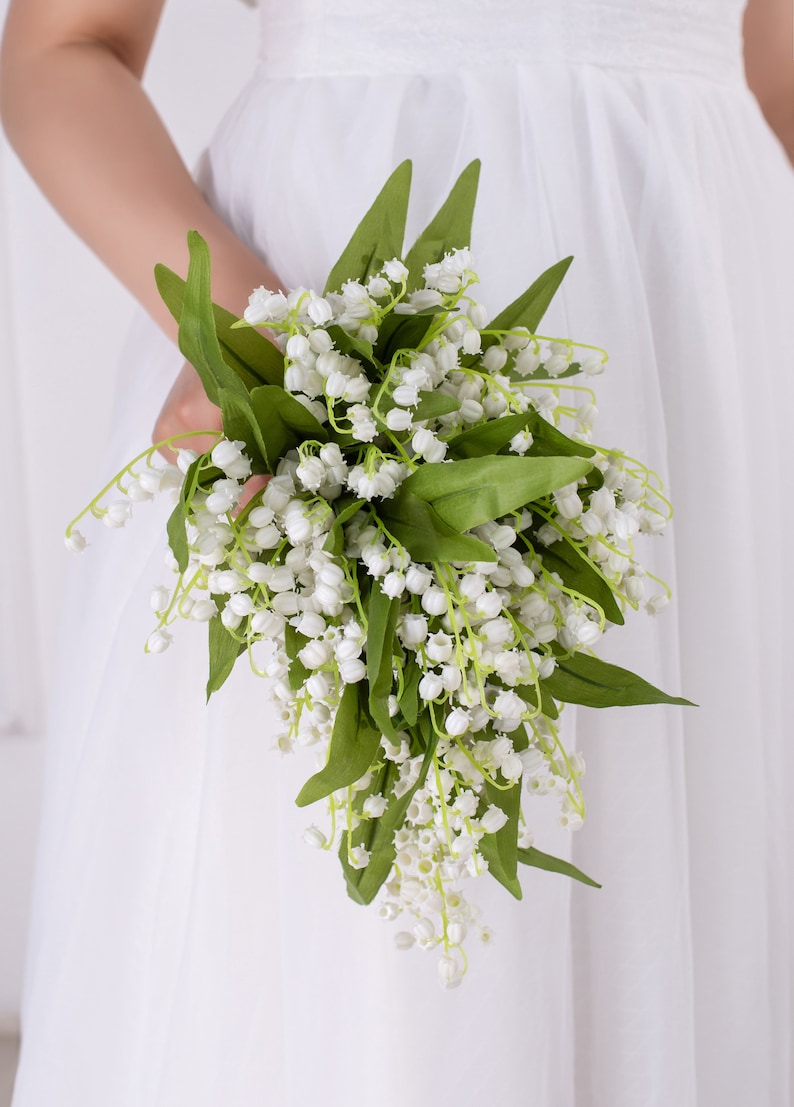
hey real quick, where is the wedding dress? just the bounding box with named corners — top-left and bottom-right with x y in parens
top-left (11, 2), bottom-right (794, 1105)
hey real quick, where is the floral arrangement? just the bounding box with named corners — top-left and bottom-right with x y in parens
top-left (67, 161), bottom-right (690, 987)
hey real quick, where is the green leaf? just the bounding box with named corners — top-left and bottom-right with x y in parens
top-left (402, 455), bottom-right (592, 532)
top-left (397, 658), bottom-right (422, 726)
top-left (378, 488), bottom-right (497, 563)
top-left (174, 232), bottom-right (251, 406)
top-left (531, 531), bottom-right (624, 626)
top-left (324, 161), bottom-right (413, 294)
top-left (166, 500), bottom-right (189, 574)
top-left (403, 160), bottom-right (481, 289)
top-left (365, 584), bottom-right (401, 739)
top-left (206, 616), bottom-right (245, 700)
top-left (377, 389), bottom-right (461, 424)
top-left (542, 651), bottom-right (695, 709)
top-left (216, 387), bottom-right (269, 474)
top-left (485, 256), bottom-right (573, 344)
top-left (325, 325), bottom-right (377, 369)
top-left (477, 777), bottom-right (522, 899)
top-left (522, 412), bottom-right (595, 459)
top-left (284, 624), bottom-right (311, 692)
top-left (517, 846), bottom-right (601, 889)
top-left (341, 730), bottom-right (439, 905)
top-left (322, 498), bottom-right (366, 556)
top-left (447, 413), bottom-right (541, 460)
top-left (373, 307), bottom-right (439, 365)
top-left (249, 385), bottom-right (328, 471)
top-left (295, 683), bottom-right (381, 807)
top-left (166, 454), bottom-right (206, 572)
top-left (513, 678), bottom-right (559, 721)
top-left (155, 262), bottom-right (284, 388)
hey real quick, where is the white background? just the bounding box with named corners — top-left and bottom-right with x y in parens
top-left (0, 0), bottom-right (258, 1024)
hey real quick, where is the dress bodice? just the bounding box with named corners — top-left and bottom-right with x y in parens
top-left (257, 0), bottom-right (747, 83)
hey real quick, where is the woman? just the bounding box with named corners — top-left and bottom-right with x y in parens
top-left (2, 2), bottom-right (793, 1104)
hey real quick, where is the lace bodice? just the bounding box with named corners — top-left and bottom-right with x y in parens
top-left (257, 0), bottom-right (747, 83)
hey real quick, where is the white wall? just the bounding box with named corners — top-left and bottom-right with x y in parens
top-left (0, 0), bottom-right (258, 1022)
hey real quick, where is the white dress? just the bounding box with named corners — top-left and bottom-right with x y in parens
top-left (12, 2), bottom-right (794, 1105)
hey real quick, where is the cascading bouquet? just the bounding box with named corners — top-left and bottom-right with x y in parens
top-left (67, 161), bottom-right (690, 988)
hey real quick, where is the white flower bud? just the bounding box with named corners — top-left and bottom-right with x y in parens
top-left (404, 566), bottom-right (432, 595)
top-left (339, 658), bottom-right (366, 683)
top-left (103, 500), bottom-right (132, 529)
top-left (418, 672), bottom-right (445, 701)
top-left (303, 825), bottom-right (327, 849)
top-left (176, 448), bottom-right (198, 475)
top-left (250, 609), bottom-right (286, 637)
top-left (393, 384), bottom-right (419, 408)
top-left (363, 794), bottom-right (388, 817)
top-left (190, 599), bottom-right (218, 622)
top-left (481, 805), bottom-right (509, 834)
top-left (65, 529), bottom-right (88, 554)
top-left (446, 707), bottom-right (471, 737)
top-left (400, 614), bottom-right (429, 647)
top-left (146, 628), bottom-right (173, 654)
top-left (420, 587), bottom-right (448, 616)
top-left (394, 931), bottom-right (416, 951)
top-left (385, 407), bottom-right (414, 432)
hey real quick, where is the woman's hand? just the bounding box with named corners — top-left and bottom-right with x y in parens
top-left (152, 361), bottom-right (222, 463)
top-left (154, 360), bottom-right (270, 507)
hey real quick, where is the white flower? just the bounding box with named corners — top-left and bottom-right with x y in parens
top-left (480, 805), bottom-right (509, 834)
top-left (303, 825), bottom-right (327, 849)
top-left (418, 672), bottom-right (445, 701)
top-left (446, 707), bottom-right (472, 737)
top-left (385, 407), bottom-right (414, 432)
top-left (65, 529), bottom-right (87, 553)
top-left (349, 846), bottom-right (371, 869)
top-left (146, 628), bottom-right (173, 654)
top-left (420, 587), bottom-right (448, 616)
top-left (339, 658), bottom-right (367, 683)
top-left (250, 610), bottom-right (286, 637)
top-left (383, 258), bottom-right (409, 284)
top-left (210, 439), bottom-right (252, 480)
top-left (102, 500), bottom-right (133, 530)
top-left (296, 455), bottom-right (327, 492)
top-left (244, 288), bottom-right (288, 324)
top-left (399, 614), bottom-right (429, 647)
top-left (426, 631), bottom-right (454, 663)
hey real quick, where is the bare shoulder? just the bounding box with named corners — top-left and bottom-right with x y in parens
top-left (2, 0), bottom-right (167, 76)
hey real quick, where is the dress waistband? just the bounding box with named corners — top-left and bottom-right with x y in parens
top-left (256, 1), bottom-right (746, 85)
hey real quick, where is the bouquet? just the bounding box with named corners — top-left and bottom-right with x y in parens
top-left (68, 161), bottom-right (690, 988)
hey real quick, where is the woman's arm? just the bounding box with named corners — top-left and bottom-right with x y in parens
top-left (744, 0), bottom-right (794, 166)
top-left (0, 0), bottom-right (281, 449)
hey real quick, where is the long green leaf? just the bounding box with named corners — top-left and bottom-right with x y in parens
top-left (284, 625), bottom-right (311, 692)
top-left (365, 584), bottom-right (401, 739)
top-left (249, 385), bottom-right (328, 471)
top-left (517, 846), bottom-right (601, 889)
top-left (341, 729), bottom-right (438, 904)
top-left (542, 651), bottom-right (695, 709)
top-left (402, 455), bottom-right (592, 532)
top-left (323, 498), bottom-right (366, 556)
top-left (485, 256), bottom-right (573, 342)
top-left (324, 161), bottom-right (413, 294)
top-left (206, 616), bottom-right (245, 700)
top-left (531, 531), bottom-right (625, 627)
top-left (155, 262), bottom-right (284, 388)
top-left (477, 778), bottom-right (522, 899)
top-left (216, 387), bottom-right (269, 474)
top-left (176, 232), bottom-right (251, 405)
top-left (295, 683), bottom-right (381, 807)
top-left (378, 488), bottom-right (497, 563)
top-left (403, 160), bottom-right (481, 289)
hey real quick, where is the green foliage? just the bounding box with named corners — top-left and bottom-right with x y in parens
top-left (403, 160), bottom-right (481, 289)
top-left (517, 846), bottom-right (601, 889)
top-left (295, 684), bottom-right (382, 807)
top-left (324, 161), bottom-right (413, 294)
top-left (542, 652), bottom-right (694, 709)
top-left (206, 615), bottom-right (245, 700)
top-left (402, 455), bottom-right (593, 532)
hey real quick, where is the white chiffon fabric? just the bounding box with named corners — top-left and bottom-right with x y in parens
top-left (12, 2), bottom-right (794, 1105)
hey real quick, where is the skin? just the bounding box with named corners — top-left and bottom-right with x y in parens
top-left (0, 0), bottom-right (791, 460)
